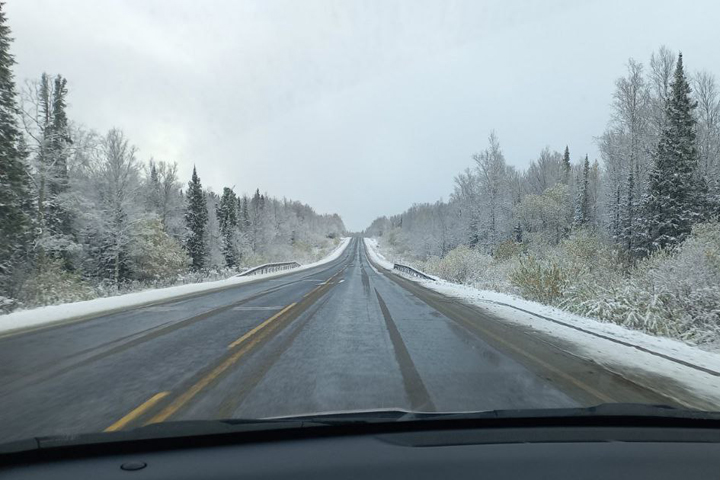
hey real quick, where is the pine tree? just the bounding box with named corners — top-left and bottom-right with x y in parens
top-left (562, 146), bottom-right (571, 184)
top-left (241, 195), bottom-right (250, 230)
top-left (217, 187), bottom-right (239, 267)
top-left (0, 2), bottom-right (30, 301)
top-left (513, 223), bottom-right (523, 243)
top-left (639, 53), bottom-right (703, 253)
top-left (573, 155), bottom-right (590, 226)
top-left (185, 166), bottom-right (208, 270)
top-left (47, 75), bottom-right (73, 260)
top-left (32, 73), bottom-right (74, 269)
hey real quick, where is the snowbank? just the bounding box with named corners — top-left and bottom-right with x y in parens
top-left (363, 238), bottom-right (394, 270)
top-left (0, 237), bottom-right (351, 336)
top-left (364, 237), bottom-right (720, 409)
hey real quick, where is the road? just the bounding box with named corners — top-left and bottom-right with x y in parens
top-left (0, 237), bottom-right (678, 443)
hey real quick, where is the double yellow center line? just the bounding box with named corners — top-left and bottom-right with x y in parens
top-left (104, 269), bottom-right (346, 432)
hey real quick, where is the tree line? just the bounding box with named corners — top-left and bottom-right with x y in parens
top-left (367, 47), bottom-right (718, 264)
top-left (0, 5), bottom-right (344, 312)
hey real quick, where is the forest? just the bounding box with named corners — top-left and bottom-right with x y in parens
top-left (366, 47), bottom-right (720, 344)
top-left (0, 7), bottom-right (345, 313)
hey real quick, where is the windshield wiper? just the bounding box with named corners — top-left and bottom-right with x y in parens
top-left (2, 404), bottom-right (720, 458)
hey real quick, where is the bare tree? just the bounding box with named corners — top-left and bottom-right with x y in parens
top-left (693, 71), bottom-right (720, 193)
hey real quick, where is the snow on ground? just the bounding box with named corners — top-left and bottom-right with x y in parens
top-left (364, 238), bottom-right (394, 270)
top-left (0, 237), bottom-right (351, 336)
top-left (364, 237), bottom-right (720, 410)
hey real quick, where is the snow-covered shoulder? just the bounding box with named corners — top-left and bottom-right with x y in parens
top-left (0, 237), bottom-right (351, 336)
top-left (367, 238), bottom-right (720, 409)
top-left (363, 237), bottom-right (394, 270)
top-left (426, 278), bottom-right (720, 409)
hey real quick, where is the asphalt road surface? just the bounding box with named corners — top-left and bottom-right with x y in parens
top-left (0, 237), bottom-right (680, 443)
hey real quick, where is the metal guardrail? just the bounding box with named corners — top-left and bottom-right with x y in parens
top-left (237, 261), bottom-right (301, 277)
top-left (393, 263), bottom-right (436, 281)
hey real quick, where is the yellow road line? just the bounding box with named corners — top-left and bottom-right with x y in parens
top-left (147, 317), bottom-right (290, 425)
top-left (105, 392), bottom-right (170, 432)
top-left (228, 303), bottom-right (296, 349)
top-left (146, 268), bottom-right (348, 425)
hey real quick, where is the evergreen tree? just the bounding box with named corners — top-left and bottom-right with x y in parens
top-left (47, 75), bottom-right (73, 254)
top-left (562, 145), bottom-right (571, 183)
top-left (0, 2), bottom-right (30, 301)
top-left (241, 195), bottom-right (250, 230)
top-left (513, 223), bottom-right (523, 243)
top-left (31, 73), bottom-right (74, 269)
top-left (639, 53), bottom-right (703, 253)
top-left (217, 187), bottom-right (239, 267)
top-left (573, 155), bottom-right (590, 225)
top-left (185, 166), bottom-right (208, 270)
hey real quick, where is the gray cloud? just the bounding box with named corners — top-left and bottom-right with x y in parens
top-left (6, 0), bottom-right (720, 230)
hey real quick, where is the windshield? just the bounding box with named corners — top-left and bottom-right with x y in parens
top-left (0, 0), bottom-right (719, 444)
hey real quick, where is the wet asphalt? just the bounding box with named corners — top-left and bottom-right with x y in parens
top-left (0, 237), bottom-right (677, 443)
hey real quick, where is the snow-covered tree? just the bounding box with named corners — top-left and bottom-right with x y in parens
top-left (473, 132), bottom-right (514, 250)
top-left (0, 2), bottom-right (30, 304)
top-left (184, 166), bottom-right (208, 270)
top-left (562, 146), bottom-right (571, 184)
top-left (217, 187), bottom-right (240, 267)
top-left (639, 53), bottom-right (705, 254)
top-left (574, 155), bottom-right (590, 226)
top-left (128, 217), bottom-right (189, 282)
top-left (20, 73), bottom-right (77, 268)
top-left (692, 71), bottom-right (720, 201)
top-left (144, 159), bottom-right (184, 239)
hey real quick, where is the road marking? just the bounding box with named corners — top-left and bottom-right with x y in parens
top-left (147, 303), bottom-right (296, 425)
top-left (146, 270), bottom-right (347, 425)
top-left (231, 306), bottom-right (284, 311)
top-left (105, 392), bottom-right (170, 432)
top-left (142, 306), bottom-right (184, 312)
top-left (228, 303), bottom-right (297, 349)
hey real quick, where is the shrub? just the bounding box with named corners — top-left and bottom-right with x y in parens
top-left (429, 245), bottom-right (492, 284)
top-left (493, 240), bottom-right (524, 261)
top-left (19, 259), bottom-right (96, 308)
top-left (509, 255), bottom-right (568, 304)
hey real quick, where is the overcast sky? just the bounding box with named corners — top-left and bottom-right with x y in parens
top-left (6, 0), bottom-right (720, 230)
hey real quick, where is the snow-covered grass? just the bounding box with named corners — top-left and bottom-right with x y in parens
top-left (364, 237), bottom-right (720, 409)
top-left (373, 224), bottom-right (720, 344)
top-left (0, 237), bottom-right (351, 336)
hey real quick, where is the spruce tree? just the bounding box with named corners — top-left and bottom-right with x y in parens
top-left (35, 73), bottom-right (73, 267)
top-left (573, 155), bottom-right (590, 226)
top-left (562, 146), bottom-right (571, 184)
top-left (217, 187), bottom-right (238, 267)
top-left (185, 166), bottom-right (208, 270)
top-left (639, 53), bottom-right (703, 253)
top-left (0, 2), bottom-right (30, 300)
top-left (241, 196), bottom-right (250, 230)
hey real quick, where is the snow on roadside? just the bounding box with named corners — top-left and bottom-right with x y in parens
top-left (0, 237), bottom-right (351, 336)
top-left (364, 238), bottom-right (394, 270)
top-left (364, 237), bottom-right (720, 409)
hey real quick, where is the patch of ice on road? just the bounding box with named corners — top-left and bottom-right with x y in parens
top-left (0, 237), bottom-right (351, 336)
top-left (364, 236), bottom-right (720, 409)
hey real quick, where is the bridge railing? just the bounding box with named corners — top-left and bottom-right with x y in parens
top-left (393, 263), bottom-right (436, 281)
top-left (237, 262), bottom-right (301, 277)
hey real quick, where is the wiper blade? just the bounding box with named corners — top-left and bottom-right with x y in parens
top-left (267, 404), bottom-right (720, 423)
top-left (3, 404), bottom-right (720, 457)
